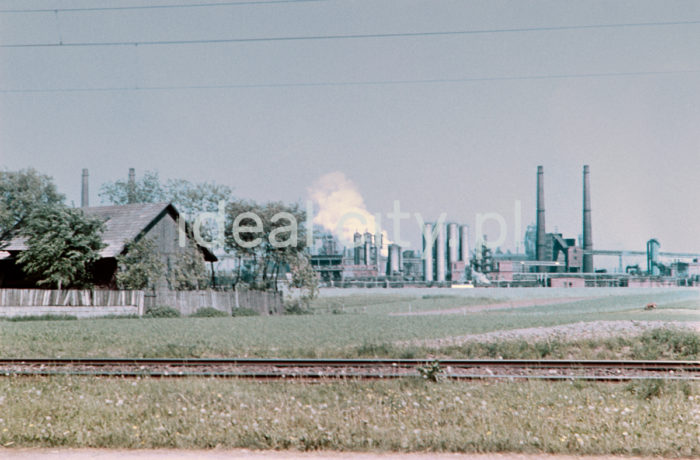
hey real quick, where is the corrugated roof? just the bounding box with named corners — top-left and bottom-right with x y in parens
top-left (2, 202), bottom-right (216, 261)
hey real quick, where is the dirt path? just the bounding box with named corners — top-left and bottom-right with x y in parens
top-left (390, 297), bottom-right (591, 316)
top-left (0, 449), bottom-right (687, 460)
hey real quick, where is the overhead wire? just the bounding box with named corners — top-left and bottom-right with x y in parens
top-left (2, 20), bottom-right (699, 48)
top-left (2, 69), bottom-right (698, 94)
top-left (0, 0), bottom-right (329, 14)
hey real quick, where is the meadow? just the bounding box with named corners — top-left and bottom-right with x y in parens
top-left (0, 288), bottom-right (697, 359)
top-left (0, 376), bottom-right (697, 456)
top-left (1, 288), bottom-right (698, 454)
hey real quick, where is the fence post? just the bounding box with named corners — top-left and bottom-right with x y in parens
top-left (137, 291), bottom-right (145, 317)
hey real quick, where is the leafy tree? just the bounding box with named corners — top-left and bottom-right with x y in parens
top-left (224, 200), bottom-right (308, 291)
top-left (288, 253), bottom-right (320, 308)
top-left (115, 237), bottom-right (165, 290)
top-left (17, 206), bottom-right (105, 290)
top-left (168, 244), bottom-right (210, 290)
top-left (164, 178), bottom-right (233, 221)
top-left (0, 169), bottom-right (64, 241)
top-left (99, 170), bottom-right (232, 220)
top-left (99, 171), bottom-right (165, 205)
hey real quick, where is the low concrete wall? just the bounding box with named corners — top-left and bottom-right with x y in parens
top-left (0, 305), bottom-right (138, 318)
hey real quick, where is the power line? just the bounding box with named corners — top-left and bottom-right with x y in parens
top-left (0, 0), bottom-right (328, 14)
top-left (1, 69), bottom-right (697, 93)
top-left (2, 19), bottom-right (698, 48)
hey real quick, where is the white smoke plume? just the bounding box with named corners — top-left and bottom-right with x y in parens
top-left (308, 172), bottom-right (390, 254)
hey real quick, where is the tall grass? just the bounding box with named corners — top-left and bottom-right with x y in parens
top-left (0, 377), bottom-right (696, 455)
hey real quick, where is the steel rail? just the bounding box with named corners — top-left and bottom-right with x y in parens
top-left (1, 369), bottom-right (698, 382)
top-left (0, 357), bottom-right (697, 371)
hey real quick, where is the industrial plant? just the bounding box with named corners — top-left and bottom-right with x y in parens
top-left (310, 165), bottom-right (700, 288)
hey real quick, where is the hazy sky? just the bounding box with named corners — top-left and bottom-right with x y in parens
top-left (1, 0), bottom-right (699, 265)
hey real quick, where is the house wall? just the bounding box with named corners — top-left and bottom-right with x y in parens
top-left (141, 212), bottom-right (208, 289)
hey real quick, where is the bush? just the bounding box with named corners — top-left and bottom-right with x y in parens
top-left (190, 307), bottom-right (228, 318)
top-left (284, 299), bottom-right (311, 315)
top-left (231, 307), bottom-right (260, 317)
top-left (418, 360), bottom-right (443, 382)
top-left (627, 379), bottom-right (665, 400)
top-left (4, 314), bottom-right (78, 322)
top-left (143, 306), bottom-right (181, 318)
top-left (633, 328), bottom-right (699, 360)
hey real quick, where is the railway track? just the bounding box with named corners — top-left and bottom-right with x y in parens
top-left (1, 358), bottom-right (698, 381)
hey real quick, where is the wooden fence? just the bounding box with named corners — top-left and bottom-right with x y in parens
top-left (146, 289), bottom-right (283, 316)
top-left (0, 288), bottom-right (283, 317)
top-left (0, 289), bottom-right (144, 318)
top-left (0, 289), bottom-right (144, 308)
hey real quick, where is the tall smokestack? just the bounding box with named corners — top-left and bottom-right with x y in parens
top-left (535, 166), bottom-right (546, 266)
top-left (582, 165), bottom-right (593, 272)
top-left (81, 168), bottom-right (89, 208)
top-left (127, 168), bottom-right (136, 204)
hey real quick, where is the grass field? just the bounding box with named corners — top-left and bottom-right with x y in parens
top-left (0, 289), bottom-right (697, 359)
top-left (0, 377), bottom-right (697, 456)
top-left (1, 288), bottom-right (698, 454)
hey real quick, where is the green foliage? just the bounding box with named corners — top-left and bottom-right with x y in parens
top-left (632, 328), bottom-right (699, 360)
top-left (626, 379), bottom-right (666, 400)
top-left (143, 306), bottom-right (181, 318)
top-left (4, 314), bottom-right (78, 322)
top-left (17, 206), bottom-right (105, 290)
top-left (168, 244), bottom-right (210, 290)
top-left (99, 170), bottom-right (165, 206)
top-left (162, 178), bottom-right (233, 222)
top-left (191, 307), bottom-right (228, 318)
top-left (288, 254), bottom-right (319, 307)
top-left (231, 307), bottom-right (260, 317)
top-left (417, 360), bottom-right (443, 382)
top-left (225, 200), bottom-right (308, 290)
top-left (116, 237), bottom-right (165, 290)
top-left (0, 169), bottom-right (64, 239)
top-left (99, 170), bottom-right (232, 221)
top-left (283, 299), bottom-right (311, 315)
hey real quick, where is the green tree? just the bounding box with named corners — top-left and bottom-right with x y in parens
top-left (288, 253), bottom-right (320, 307)
top-left (99, 170), bottom-right (232, 220)
top-left (168, 244), bottom-right (210, 290)
top-left (0, 169), bottom-right (64, 241)
top-left (224, 200), bottom-right (308, 291)
top-left (99, 171), bottom-right (165, 205)
top-left (164, 178), bottom-right (233, 221)
top-left (17, 206), bottom-right (105, 290)
top-left (115, 237), bottom-right (165, 290)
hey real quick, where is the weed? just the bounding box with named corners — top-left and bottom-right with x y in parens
top-left (627, 379), bottom-right (665, 399)
top-left (143, 306), bottom-right (181, 318)
top-left (231, 307), bottom-right (260, 317)
top-left (4, 314), bottom-right (78, 322)
top-left (190, 307), bottom-right (228, 318)
top-left (417, 360), bottom-right (443, 382)
top-left (284, 299), bottom-right (311, 315)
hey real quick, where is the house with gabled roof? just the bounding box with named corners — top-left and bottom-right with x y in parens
top-left (0, 202), bottom-right (216, 289)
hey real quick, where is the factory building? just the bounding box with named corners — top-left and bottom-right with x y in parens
top-left (310, 164), bottom-right (700, 288)
top-left (421, 222), bottom-right (470, 283)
